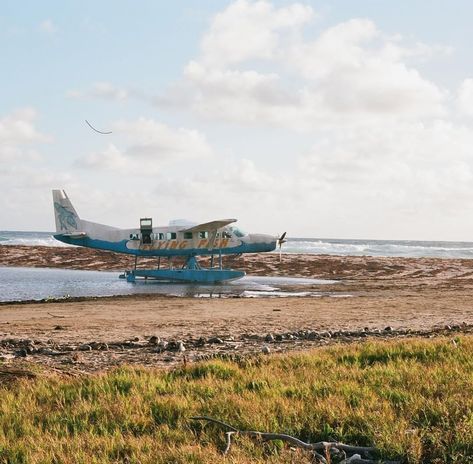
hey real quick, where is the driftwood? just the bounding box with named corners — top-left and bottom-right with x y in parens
top-left (0, 367), bottom-right (37, 384)
top-left (191, 416), bottom-right (400, 463)
top-left (47, 312), bottom-right (67, 318)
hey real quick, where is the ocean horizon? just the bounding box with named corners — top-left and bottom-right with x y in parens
top-left (2, 230), bottom-right (473, 259)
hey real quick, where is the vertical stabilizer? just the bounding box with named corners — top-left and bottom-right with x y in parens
top-left (52, 189), bottom-right (82, 233)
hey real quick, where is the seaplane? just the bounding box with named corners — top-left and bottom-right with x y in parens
top-left (52, 189), bottom-right (286, 283)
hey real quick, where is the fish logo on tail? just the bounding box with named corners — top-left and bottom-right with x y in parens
top-left (52, 190), bottom-right (81, 233)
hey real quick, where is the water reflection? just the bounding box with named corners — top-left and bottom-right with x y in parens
top-left (0, 267), bottom-right (338, 302)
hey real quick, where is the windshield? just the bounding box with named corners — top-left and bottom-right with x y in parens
top-left (228, 226), bottom-right (247, 238)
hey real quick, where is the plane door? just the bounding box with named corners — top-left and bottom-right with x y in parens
top-left (140, 218), bottom-right (152, 244)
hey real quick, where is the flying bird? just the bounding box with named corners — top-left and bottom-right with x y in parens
top-left (85, 119), bottom-right (112, 135)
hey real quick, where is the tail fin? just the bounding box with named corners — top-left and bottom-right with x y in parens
top-left (52, 189), bottom-right (82, 233)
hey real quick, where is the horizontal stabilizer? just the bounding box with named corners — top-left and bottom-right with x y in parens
top-left (60, 232), bottom-right (88, 239)
top-left (180, 219), bottom-right (237, 232)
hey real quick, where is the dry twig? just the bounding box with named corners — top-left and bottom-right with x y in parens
top-left (191, 416), bottom-right (399, 463)
top-left (0, 367), bottom-right (37, 384)
top-left (47, 312), bottom-right (66, 318)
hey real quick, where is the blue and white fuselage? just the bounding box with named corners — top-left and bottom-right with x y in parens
top-left (54, 223), bottom-right (277, 257)
top-left (52, 190), bottom-right (281, 282)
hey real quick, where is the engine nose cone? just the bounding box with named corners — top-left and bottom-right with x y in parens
top-left (244, 233), bottom-right (276, 244)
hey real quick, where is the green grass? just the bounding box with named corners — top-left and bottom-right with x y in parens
top-left (1, 336), bottom-right (472, 463)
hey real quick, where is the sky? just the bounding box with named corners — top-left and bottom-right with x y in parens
top-left (2, 0), bottom-right (473, 240)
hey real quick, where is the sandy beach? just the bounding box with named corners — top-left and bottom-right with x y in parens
top-left (1, 245), bottom-right (473, 372)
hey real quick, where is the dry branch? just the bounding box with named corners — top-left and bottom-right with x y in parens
top-left (0, 367), bottom-right (37, 384)
top-left (191, 416), bottom-right (400, 463)
top-left (47, 312), bottom-right (66, 318)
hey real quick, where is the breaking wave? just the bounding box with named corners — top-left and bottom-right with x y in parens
top-left (2, 231), bottom-right (473, 258)
top-left (282, 238), bottom-right (473, 259)
top-left (0, 231), bottom-right (70, 247)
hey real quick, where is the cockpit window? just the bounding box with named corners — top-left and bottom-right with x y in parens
top-left (229, 226), bottom-right (246, 238)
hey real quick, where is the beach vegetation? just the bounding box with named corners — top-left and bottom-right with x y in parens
top-left (0, 336), bottom-right (472, 463)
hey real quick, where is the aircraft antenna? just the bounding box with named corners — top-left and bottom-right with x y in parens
top-left (85, 119), bottom-right (112, 135)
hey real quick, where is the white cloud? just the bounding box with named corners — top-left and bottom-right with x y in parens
top-left (457, 78), bottom-right (473, 117)
top-left (0, 165), bottom-right (75, 231)
top-left (77, 118), bottom-right (212, 174)
top-left (0, 108), bottom-right (49, 144)
top-left (0, 108), bottom-right (68, 229)
top-left (139, 158), bottom-right (291, 230)
top-left (39, 19), bottom-right (56, 35)
top-left (189, 158), bottom-right (279, 195)
top-left (200, 0), bottom-right (313, 67)
top-left (183, 61), bottom-right (300, 124)
top-left (77, 144), bottom-right (128, 171)
top-left (0, 108), bottom-right (51, 161)
top-left (169, 7), bottom-right (447, 128)
top-left (69, 3), bottom-right (449, 128)
top-left (289, 19), bottom-right (446, 118)
top-left (299, 120), bottom-right (473, 214)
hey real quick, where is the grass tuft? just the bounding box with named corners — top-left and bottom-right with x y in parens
top-left (0, 336), bottom-right (472, 463)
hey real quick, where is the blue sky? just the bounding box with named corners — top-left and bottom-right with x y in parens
top-left (2, 1), bottom-right (473, 240)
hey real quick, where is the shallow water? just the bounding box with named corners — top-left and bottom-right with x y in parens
top-left (0, 267), bottom-right (337, 302)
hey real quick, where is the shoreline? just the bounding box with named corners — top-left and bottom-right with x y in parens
top-left (3, 244), bottom-right (473, 290)
top-left (1, 245), bottom-right (473, 372)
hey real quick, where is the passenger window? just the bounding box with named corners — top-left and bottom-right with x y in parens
top-left (184, 232), bottom-right (193, 239)
top-left (158, 233), bottom-right (164, 240)
top-left (199, 231), bottom-right (208, 239)
top-left (166, 232), bottom-right (177, 240)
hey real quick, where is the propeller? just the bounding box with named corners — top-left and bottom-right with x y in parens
top-left (277, 232), bottom-right (287, 262)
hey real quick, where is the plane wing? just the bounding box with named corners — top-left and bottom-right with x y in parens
top-left (180, 219), bottom-right (237, 232)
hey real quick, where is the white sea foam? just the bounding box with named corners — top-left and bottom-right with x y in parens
top-left (282, 239), bottom-right (473, 258)
top-left (2, 231), bottom-right (473, 258)
top-left (0, 231), bottom-right (70, 247)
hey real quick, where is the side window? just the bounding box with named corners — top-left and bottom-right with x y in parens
top-left (199, 231), bottom-right (208, 239)
top-left (184, 232), bottom-right (193, 239)
top-left (158, 233), bottom-right (164, 240)
top-left (166, 232), bottom-right (177, 240)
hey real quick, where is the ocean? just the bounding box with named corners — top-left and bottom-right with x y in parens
top-left (2, 231), bottom-right (473, 259)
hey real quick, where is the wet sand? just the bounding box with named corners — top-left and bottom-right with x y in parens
top-left (1, 245), bottom-right (473, 372)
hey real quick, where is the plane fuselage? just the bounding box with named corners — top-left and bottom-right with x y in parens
top-left (54, 223), bottom-right (277, 257)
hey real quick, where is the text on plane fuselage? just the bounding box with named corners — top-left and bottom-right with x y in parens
top-left (128, 238), bottom-right (232, 250)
